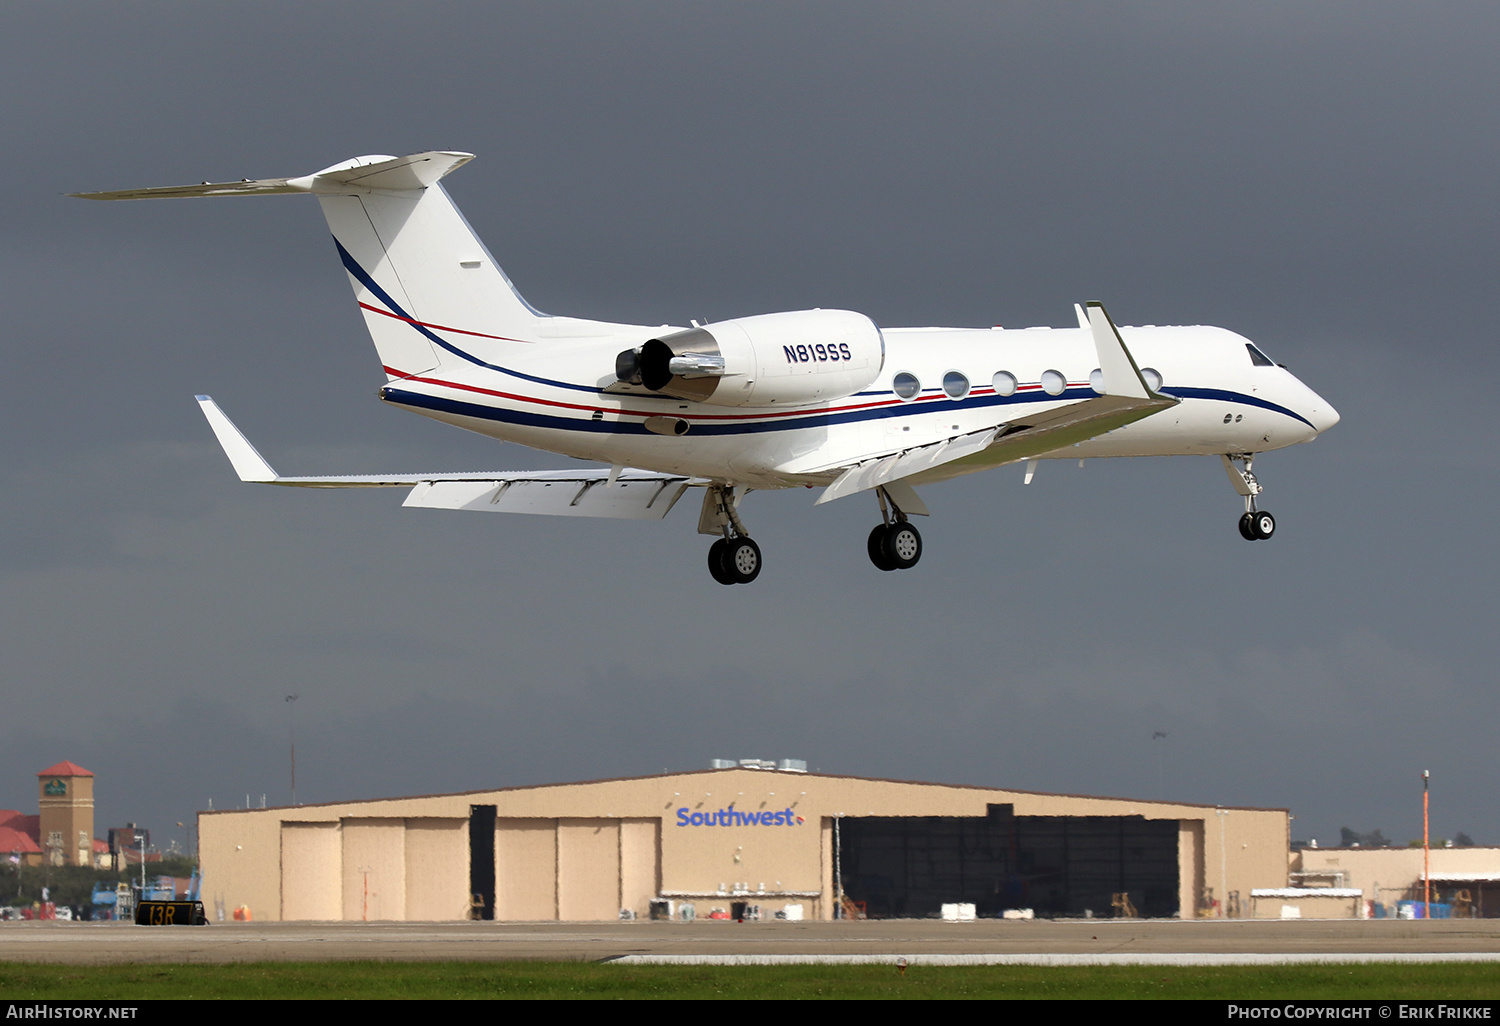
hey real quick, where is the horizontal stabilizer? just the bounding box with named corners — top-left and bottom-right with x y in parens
top-left (73, 179), bottom-right (304, 202)
top-left (73, 151), bottom-right (474, 201)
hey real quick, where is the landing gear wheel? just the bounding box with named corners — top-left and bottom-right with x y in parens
top-left (867, 524), bottom-right (897, 571)
top-left (722, 537), bottom-right (762, 584)
top-left (882, 522), bottom-right (923, 570)
top-left (707, 539), bottom-right (735, 585)
top-left (1251, 510), bottom-right (1276, 540)
top-left (1238, 512), bottom-right (1258, 541)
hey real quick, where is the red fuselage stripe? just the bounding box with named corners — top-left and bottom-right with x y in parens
top-left (360, 302), bottom-right (534, 343)
top-left (381, 367), bottom-right (1079, 423)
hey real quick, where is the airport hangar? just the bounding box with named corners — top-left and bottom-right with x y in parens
top-left (198, 766), bottom-right (1288, 922)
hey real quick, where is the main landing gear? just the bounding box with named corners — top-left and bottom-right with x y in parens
top-left (1223, 454), bottom-right (1275, 541)
top-left (708, 535), bottom-right (762, 585)
top-left (702, 484), bottom-right (762, 585)
top-left (867, 486), bottom-right (923, 571)
top-left (699, 481), bottom-right (926, 583)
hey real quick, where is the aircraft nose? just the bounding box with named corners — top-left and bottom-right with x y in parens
top-left (1303, 390), bottom-right (1339, 436)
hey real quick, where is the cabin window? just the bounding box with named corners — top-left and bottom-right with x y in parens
top-left (892, 373), bottom-right (921, 400)
top-left (1141, 367), bottom-right (1163, 391)
top-left (1089, 368), bottom-right (1104, 394)
top-left (992, 371), bottom-right (1017, 397)
top-left (1040, 369), bottom-right (1066, 395)
top-left (1246, 344), bottom-right (1274, 367)
top-left (942, 371), bottom-right (970, 399)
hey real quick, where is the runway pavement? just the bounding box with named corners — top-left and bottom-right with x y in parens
top-left (3, 919), bottom-right (1500, 965)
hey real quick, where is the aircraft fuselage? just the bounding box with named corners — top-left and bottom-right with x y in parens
top-left (378, 321), bottom-right (1338, 489)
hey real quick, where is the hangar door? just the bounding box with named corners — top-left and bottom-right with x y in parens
top-left (839, 805), bottom-right (1180, 918)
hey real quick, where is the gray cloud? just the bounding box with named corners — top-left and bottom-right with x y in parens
top-left (0, 2), bottom-right (1493, 849)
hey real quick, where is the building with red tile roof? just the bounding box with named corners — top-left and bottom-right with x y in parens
top-left (0, 810), bottom-right (42, 866)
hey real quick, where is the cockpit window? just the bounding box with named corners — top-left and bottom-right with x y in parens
top-left (1246, 343), bottom-right (1274, 367)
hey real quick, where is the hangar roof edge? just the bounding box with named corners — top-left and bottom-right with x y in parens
top-left (197, 767), bottom-right (1288, 817)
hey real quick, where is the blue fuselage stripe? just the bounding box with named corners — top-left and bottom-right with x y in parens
top-left (384, 383), bottom-right (1313, 436)
top-left (1161, 387), bottom-right (1313, 428)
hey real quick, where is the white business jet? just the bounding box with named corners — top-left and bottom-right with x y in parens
top-left (76, 151), bottom-right (1339, 584)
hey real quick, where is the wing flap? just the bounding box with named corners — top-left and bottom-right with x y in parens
top-left (404, 477), bottom-right (690, 520)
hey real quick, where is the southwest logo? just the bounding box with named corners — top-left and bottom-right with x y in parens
top-left (676, 806), bottom-right (804, 827)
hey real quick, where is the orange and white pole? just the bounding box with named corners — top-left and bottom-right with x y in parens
top-left (1423, 770), bottom-right (1431, 918)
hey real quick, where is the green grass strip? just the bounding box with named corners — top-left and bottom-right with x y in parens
top-left (2, 961), bottom-right (1499, 999)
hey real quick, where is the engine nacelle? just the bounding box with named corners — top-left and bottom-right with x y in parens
top-left (617, 309), bottom-right (884, 407)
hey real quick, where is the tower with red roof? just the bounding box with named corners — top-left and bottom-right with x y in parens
top-left (37, 761), bottom-right (94, 867)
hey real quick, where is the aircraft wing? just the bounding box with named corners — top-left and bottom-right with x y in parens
top-left (196, 396), bottom-right (692, 520)
top-left (815, 302), bottom-right (1179, 504)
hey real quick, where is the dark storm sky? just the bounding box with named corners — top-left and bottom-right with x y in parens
top-left (1, 2), bottom-right (1495, 850)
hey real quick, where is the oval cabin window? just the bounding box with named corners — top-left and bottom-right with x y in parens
top-left (942, 371), bottom-right (970, 399)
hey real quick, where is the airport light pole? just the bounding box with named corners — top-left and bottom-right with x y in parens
top-left (286, 694), bottom-right (299, 806)
top-left (1152, 731), bottom-right (1168, 798)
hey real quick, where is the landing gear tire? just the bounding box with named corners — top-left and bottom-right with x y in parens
top-left (1251, 510), bottom-right (1276, 540)
top-left (708, 539), bottom-right (735, 585)
top-left (868, 525), bottom-right (898, 571)
top-left (721, 536), bottom-right (762, 584)
top-left (1238, 512), bottom-right (1258, 541)
top-left (883, 521), bottom-right (923, 570)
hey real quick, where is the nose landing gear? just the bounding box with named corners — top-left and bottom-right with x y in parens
top-left (1224, 454), bottom-right (1275, 541)
top-left (1238, 509), bottom-right (1276, 541)
top-left (867, 486), bottom-right (923, 571)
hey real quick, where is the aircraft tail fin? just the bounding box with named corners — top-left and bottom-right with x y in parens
top-left (77, 152), bottom-right (547, 381)
top-left (309, 153), bottom-right (547, 379)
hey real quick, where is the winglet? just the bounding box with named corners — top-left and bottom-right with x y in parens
top-left (1086, 302), bottom-right (1153, 399)
top-left (196, 396), bottom-right (279, 482)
